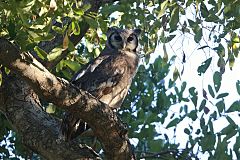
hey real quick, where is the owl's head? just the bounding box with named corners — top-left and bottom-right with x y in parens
top-left (106, 27), bottom-right (141, 52)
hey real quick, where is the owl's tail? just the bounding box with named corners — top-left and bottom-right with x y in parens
top-left (59, 112), bottom-right (89, 141)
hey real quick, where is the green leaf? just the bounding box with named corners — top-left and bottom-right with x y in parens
top-left (216, 93), bottom-right (229, 99)
top-left (73, 8), bottom-right (84, 16)
top-left (166, 118), bottom-right (179, 128)
top-left (213, 71), bottom-right (222, 92)
top-left (148, 139), bottom-right (164, 152)
top-left (226, 101), bottom-right (240, 112)
top-left (194, 28), bottom-right (203, 43)
top-left (184, 128), bottom-right (190, 135)
top-left (164, 35), bottom-right (176, 43)
top-left (82, 4), bottom-right (91, 12)
top-left (84, 15), bottom-right (98, 29)
top-left (169, 6), bottom-right (179, 31)
top-left (46, 103), bottom-right (56, 114)
top-left (208, 85), bottom-right (215, 98)
top-left (68, 40), bottom-right (75, 52)
top-left (52, 26), bottom-right (65, 34)
top-left (200, 2), bottom-right (209, 18)
top-left (189, 87), bottom-right (198, 106)
top-left (64, 60), bottom-right (81, 72)
top-left (173, 67), bottom-right (180, 81)
top-left (36, 34), bottom-right (55, 42)
top-left (200, 132), bottom-right (216, 152)
top-left (157, 0), bottom-right (169, 18)
top-left (236, 80), bottom-right (240, 95)
top-left (188, 110), bottom-right (197, 121)
top-left (181, 81), bottom-right (187, 92)
top-left (221, 123), bottom-right (236, 135)
top-left (226, 116), bottom-right (236, 126)
top-left (197, 57), bottom-right (212, 75)
top-left (229, 53), bottom-right (235, 69)
top-left (162, 44), bottom-right (168, 62)
top-left (71, 21), bottom-right (81, 35)
top-left (34, 46), bottom-right (48, 60)
top-left (216, 100), bottom-right (225, 113)
top-left (47, 48), bottom-right (62, 61)
top-left (199, 99), bottom-right (206, 112)
top-left (61, 70), bottom-right (72, 80)
top-left (233, 135), bottom-right (240, 159)
top-left (7, 21), bottom-right (16, 39)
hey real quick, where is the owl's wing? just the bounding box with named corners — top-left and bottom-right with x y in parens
top-left (72, 54), bottom-right (126, 99)
top-left (71, 55), bottom-right (109, 82)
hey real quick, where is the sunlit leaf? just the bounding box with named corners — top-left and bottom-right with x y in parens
top-left (46, 103), bottom-right (56, 114)
top-left (64, 60), bottom-right (81, 72)
top-left (52, 26), bottom-right (65, 34)
top-left (73, 8), bottom-right (84, 16)
top-left (71, 21), bottom-right (81, 35)
top-left (157, 0), bottom-right (169, 18)
top-left (34, 46), bottom-right (48, 60)
top-left (169, 6), bottom-right (179, 31)
top-left (47, 48), bottom-right (62, 61)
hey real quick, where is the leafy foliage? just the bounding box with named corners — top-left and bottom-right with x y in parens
top-left (0, 0), bottom-right (240, 159)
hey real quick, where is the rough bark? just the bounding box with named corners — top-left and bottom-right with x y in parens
top-left (0, 75), bottom-right (100, 160)
top-left (0, 36), bottom-right (133, 159)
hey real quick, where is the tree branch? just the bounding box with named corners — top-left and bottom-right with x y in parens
top-left (0, 37), bottom-right (133, 159)
top-left (0, 75), bottom-right (100, 160)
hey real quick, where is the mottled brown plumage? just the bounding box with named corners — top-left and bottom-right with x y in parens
top-left (60, 27), bottom-right (141, 141)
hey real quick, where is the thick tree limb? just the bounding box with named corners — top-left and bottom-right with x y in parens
top-left (0, 75), bottom-right (100, 160)
top-left (0, 37), bottom-right (133, 159)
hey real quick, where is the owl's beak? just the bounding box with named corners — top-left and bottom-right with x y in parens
top-left (121, 42), bottom-right (126, 49)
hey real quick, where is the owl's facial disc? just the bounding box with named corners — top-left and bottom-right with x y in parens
top-left (109, 33), bottom-right (124, 49)
top-left (106, 27), bottom-right (141, 51)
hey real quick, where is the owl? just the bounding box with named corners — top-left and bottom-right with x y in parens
top-left (60, 27), bottom-right (141, 141)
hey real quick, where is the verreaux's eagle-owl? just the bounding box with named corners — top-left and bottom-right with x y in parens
top-left (60, 27), bottom-right (141, 141)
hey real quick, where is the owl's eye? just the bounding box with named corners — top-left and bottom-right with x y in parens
top-left (127, 36), bottom-right (134, 42)
top-left (114, 35), bottom-right (122, 41)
